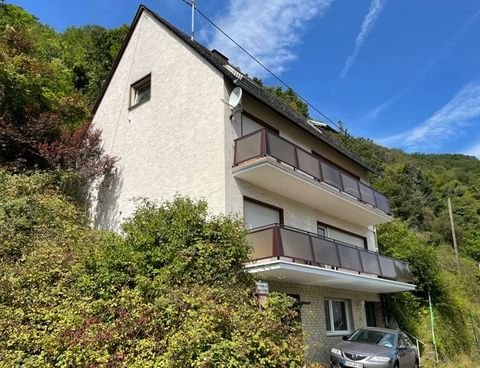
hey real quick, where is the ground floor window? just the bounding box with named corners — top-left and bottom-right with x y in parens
top-left (324, 299), bottom-right (352, 335)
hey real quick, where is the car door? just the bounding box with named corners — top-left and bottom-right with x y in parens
top-left (402, 333), bottom-right (417, 367)
top-left (397, 333), bottom-right (415, 367)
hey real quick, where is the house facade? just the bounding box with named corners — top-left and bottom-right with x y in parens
top-left (91, 6), bottom-right (415, 364)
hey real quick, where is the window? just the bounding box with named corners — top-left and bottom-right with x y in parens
top-left (324, 299), bottom-right (352, 335)
top-left (243, 197), bottom-right (283, 230)
top-left (130, 74), bottom-right (151, 108)
top-left (317, 221), bottom-right (367, 249)
top-left (240, 112), bottom-right (279, 136)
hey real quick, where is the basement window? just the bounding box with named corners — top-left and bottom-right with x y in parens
top-left (130, 74), bottom-right (151, 108)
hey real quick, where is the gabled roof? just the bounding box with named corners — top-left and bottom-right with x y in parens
top-left (93, 4), bottom-right (374, 173)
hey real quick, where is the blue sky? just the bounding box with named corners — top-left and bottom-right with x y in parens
top-left (8, 0), bottom-right (480, 156)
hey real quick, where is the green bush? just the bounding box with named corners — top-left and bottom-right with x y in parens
top-left (0, 173), bottom-right (303, 367)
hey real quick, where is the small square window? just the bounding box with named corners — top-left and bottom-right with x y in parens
top-left (130, 74), bottom-right (151, 108)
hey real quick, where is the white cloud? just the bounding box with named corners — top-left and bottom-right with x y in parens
top-left (339, 0), bottom-right (385, 82)
top-left (206, 0), bottom-right (333, 77)
top-left (377, 81), bottom-right (480, 151)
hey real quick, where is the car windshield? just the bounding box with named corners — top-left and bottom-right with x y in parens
top-left (348, 329), bottom-right (396, 348)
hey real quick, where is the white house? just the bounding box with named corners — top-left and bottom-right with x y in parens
top-left (90, 5), bottom-right (415, 363)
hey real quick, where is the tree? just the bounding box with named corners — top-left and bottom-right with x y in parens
top-left (252, 77), bottom-right (310, 118)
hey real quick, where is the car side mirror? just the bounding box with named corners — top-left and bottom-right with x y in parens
top-left (342, 336), bottom-right (349, 341)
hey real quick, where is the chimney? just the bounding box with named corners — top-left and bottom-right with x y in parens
top-left (211, 49), bottom-right (229, 65)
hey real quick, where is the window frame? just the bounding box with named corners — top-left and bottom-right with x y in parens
top-left (317, 221), bottom-right (368, 249)
top-left (129, 74), bottom-right (151, 109)
top-left (324, 298), bottom-right (352, 336)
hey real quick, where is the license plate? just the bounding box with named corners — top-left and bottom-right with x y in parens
top-left (344, 362), bottom-right (363, 368)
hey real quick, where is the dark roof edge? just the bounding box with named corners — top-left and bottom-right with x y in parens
top-left (91, 5), bottom-right (375, 173)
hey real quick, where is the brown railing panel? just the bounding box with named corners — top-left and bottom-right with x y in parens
top-left (246, 224), bottom-right (414, 283)
top-left (341, 173), bottom-right (360, 198)
top-left (374, 192), bottom-right (391, 214)
top-left (320, 162), bottom-right (343, 190)
top-left (378, 255), bottom-right (396, 279)
top-left (297, 150), bottom-right (321, 179)
top-left (234, 130), bottom-right (263, 165)
top-left (266, 132), bottom-right (297, 167)
top-left (234, 128), bottom-right (392, 215)
top-left (360, 251), bottom-right (382, 275)
top-left (280, 228), bottom-right (313, 262)
top-left (359, 182), bottom-right (376, 207)
top-left (394, 260), bottom-right (414, 283)
top-left (247, 228), bottom-right (275, 259)
top-left (337, 245), bottom-right (363, 272)
top-left (311, 237), bottom-right (341, 267)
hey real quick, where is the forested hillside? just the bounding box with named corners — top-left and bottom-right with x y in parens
top-left (0, 3), bottom-right (479, 367)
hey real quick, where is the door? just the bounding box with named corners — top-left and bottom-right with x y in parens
top-left (365, 302), bottom-right (377, 327)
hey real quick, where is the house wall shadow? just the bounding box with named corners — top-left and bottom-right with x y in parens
top-left (93, 168), bottom-right (124, 231)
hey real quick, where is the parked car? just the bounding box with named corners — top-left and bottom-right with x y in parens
top-left (330, 327), bottom-right (419, 368)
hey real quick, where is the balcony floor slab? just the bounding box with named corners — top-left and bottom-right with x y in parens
top-left (233, 157), bottom-right (392, 227)
top-left (245, 259), bottom-right (416, 294)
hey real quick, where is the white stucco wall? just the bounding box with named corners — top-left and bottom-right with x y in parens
top-left (90, 11), bottom-right (227, 230)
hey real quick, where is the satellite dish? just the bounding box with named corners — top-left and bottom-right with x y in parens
top-left (228, 87), bottom-right (243, 109)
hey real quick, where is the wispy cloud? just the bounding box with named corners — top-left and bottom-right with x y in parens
top-left (377, 81), bottom-right (480, 151)
top-left (338, 0), bottom-right (386, 82)
top-left (366, 7), bottom-right (480, 119)
top-left (464, 141), bottom-right (480, 158)
top-left (206, 0), bottom-right (333, 77)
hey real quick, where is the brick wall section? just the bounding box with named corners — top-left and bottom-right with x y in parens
top-left (269, 281), bottom-right (381, 364)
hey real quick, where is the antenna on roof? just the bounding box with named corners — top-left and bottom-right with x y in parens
top-left (191, 0), bottom-right (195, 41)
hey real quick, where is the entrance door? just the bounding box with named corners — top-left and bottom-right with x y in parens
top-left (365, 301), bottom-right (377, 327)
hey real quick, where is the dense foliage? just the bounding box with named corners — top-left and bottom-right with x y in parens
top-left (0, 3), bottom-right (118, 197)
top-left (328, 129), bottom-right (480, 365)
top-left (0, 172), bottom-right (303, 367)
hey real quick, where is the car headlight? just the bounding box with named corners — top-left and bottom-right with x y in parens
top-left (369, 356), bottom-right (391, 362)
top-left (331, 348), bottom-right (342, 356)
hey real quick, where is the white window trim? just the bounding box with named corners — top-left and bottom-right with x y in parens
top-left (325, 298), bottom-right (352, 336)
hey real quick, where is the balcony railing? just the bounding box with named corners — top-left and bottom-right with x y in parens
top-left (233, 129), bottom-right (391, 215)
top-left (248, 224), bottom-right (414, 284)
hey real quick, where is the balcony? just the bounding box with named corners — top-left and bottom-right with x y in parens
top-left (233, 129), bottom-right (392, 227)
top-left (245, 224), bottom-right (415, 293)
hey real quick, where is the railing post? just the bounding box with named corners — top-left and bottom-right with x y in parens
top-left (272, 224), bottom-right (284, 258)
top-left (375, 254), bottom-right (383, 277)
top-left (334, 242), bottom-right (342, 268)
top-left (261, 129), bottom-right (268, 156)
top-left (294, 146), bottom-right (299, 171)
top-left (308, 234), bottom-right (315, 265)
top-left (357, 249), bottom-right (364, 273)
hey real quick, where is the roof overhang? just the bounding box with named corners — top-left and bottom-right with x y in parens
top-left (245, 260), bottom-right (416, 294)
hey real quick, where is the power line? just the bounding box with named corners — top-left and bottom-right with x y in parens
top-left (192, 5), bottom-right (340, 129)
top-left (179, 0), bottom-right (399, 171)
